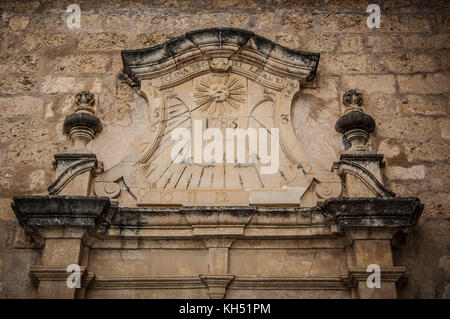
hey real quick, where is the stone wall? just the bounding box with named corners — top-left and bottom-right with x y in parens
top-left (0, 0), bottom-right (448, 298)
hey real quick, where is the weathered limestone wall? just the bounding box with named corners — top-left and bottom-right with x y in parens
top-left (0, 0), bottom-right (448, 298)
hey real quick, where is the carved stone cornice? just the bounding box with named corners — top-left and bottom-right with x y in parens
top-left (318, 197), bottom-right (423, 232)
top-left (11, 196), bottom-right (111, 238)
top-left (103, 206), bottom-right (336, 240)
top-left (121, 28), bottom-right (320, 88)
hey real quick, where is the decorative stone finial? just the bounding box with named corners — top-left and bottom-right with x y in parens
top-left (75, 90), bottom-right (96, 114)
top-left (336, 90), bottom-right (375, 154)
top-left (63, 91), bottom-right (102, 152)
top-left (342, 89), bottom-right (363, 111)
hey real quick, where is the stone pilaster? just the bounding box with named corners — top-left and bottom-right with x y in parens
top-left (320, 197), bottom-right (423, 298)
top-left (11, 195), bottom-right (110, 299)
top-left (326, 90), bottom-right (424, 298)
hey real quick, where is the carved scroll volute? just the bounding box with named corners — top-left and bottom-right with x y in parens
top-left (275, 82), bottom-right (342, 203)
top-left (94, 181), bottom-right (121, 198)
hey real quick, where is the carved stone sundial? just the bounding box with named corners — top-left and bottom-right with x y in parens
top-left (95, 28), bottom-right (341, 207)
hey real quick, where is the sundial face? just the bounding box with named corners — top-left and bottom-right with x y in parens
top-left (136, 71), bottom-right (297, 193)
top-left (95, 29), bottom-right (341, 206)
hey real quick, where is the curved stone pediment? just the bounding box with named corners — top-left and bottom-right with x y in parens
top-left (121, 28), bottom-right (320, 88)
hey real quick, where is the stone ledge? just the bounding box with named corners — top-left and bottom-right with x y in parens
top-left (90, 276), bottom-right (206, 290)
top-left (318, 197), bottom-right (423, 231)
top-left (88, 275), bottom-right (350, 291)
top-left (29, 266), bottom-right (94, 288)
top-left (11, 196), bottom-right (111, 231)
top-left (229, 276), bottom-right (349, 290)
top-left (345, 267), bottom-right (408, 287)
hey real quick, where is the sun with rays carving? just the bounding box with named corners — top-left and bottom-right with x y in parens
top-left (194, 75), bottom-right (246, 116)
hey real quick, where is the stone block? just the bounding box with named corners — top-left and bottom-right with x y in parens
top-left (342, 75), bottom-right (396, 94)
top-left (377, 139), bottom-right (401, 158)
top-left (22, 34), bottom-right (67, 51)
top-left (0, 75), bottom-right (34, 94)
top-left (429, 165), bottom-right (450, 193)
top-left (398, 73), bottom-right (450, 94)
top-left (338, 36), bottom-right (363, 52)
top-left (40, 76), bottom-right (92, 94)
top-left (321, 54), bottom-right (381, 74)
top-left (403, 141), bottom-right (450, 162)
top-left (0, 55), bottom-right (38, 74)
top-left (77, 33), bottom-right (128, 51)
top-left (366, 35), bottom-right (401, 53)
top-left (211, 0), bottom-right (258, 9)
top-left (281, 12), bottom-right (316, 30)
top-left (54, 54), bottom-right (109, 74)
top-left (378, 53), bottom-right (439, 73)
top-left (0, 96), bottom-right (44, 119)
top-left (42, 239), bottom-right (82, 266)
top-left (377, 116), bottom-right (437, 140)
top-left (352, 240), bottom-right (393, 267)
top-left (395, 95), bottom-right (447, 116)
top-left (438, 119), bottom-right (450, 139)
top-left (379, 14), bottom-right (431, 33)
top-left (321, 13), bottom-right (367, 33)
top-left (385, 165), bottom-right (426, 180)
top-left (400, 34), bottom-right (450, 50)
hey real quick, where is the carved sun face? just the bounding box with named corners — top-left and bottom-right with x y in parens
top-left (194, 75), bottom-right (245, 116)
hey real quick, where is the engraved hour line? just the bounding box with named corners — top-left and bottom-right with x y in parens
top-left (254, 166), bottom-right (265, 188)
top-left (158, 138), bottom-right (191, 180)
top-left (186, 173), bottom-right (193, 189)
top-left (150, 95), bottom-right (219, 128)
top-left (160, 109), bottom-right (223, 189)
top-left (163, 172), bottom-right (174, 189)
top-left (250, 115), bottom-right (273, 137)
top-left (174, 165), bottom-right (187, 189)
top-left (197, 166), bottom-right (205, 188)
top-left (159, 94), bottom-right (218, 138)
top-left (249, 97), bottom-right (274, 115)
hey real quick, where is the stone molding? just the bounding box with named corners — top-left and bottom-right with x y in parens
top-left (346, 267), bottom-right (408, 287)
top-left (105, 206), bottom-right (334, 239)
top-left (29, 266), bottom-right (94, 288)
top-left (90, 275), bottom-right (206, 290)
top-left (318, 197), bottom-right (423, 231)
top-left (11, 196), bottom-right (110, 236)
top-left (88, 275), bottom-right (350, 292)
top-left (121, 28), bottom-right (320, 87)
top-left (229, 276), bottom-right (349, 290)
